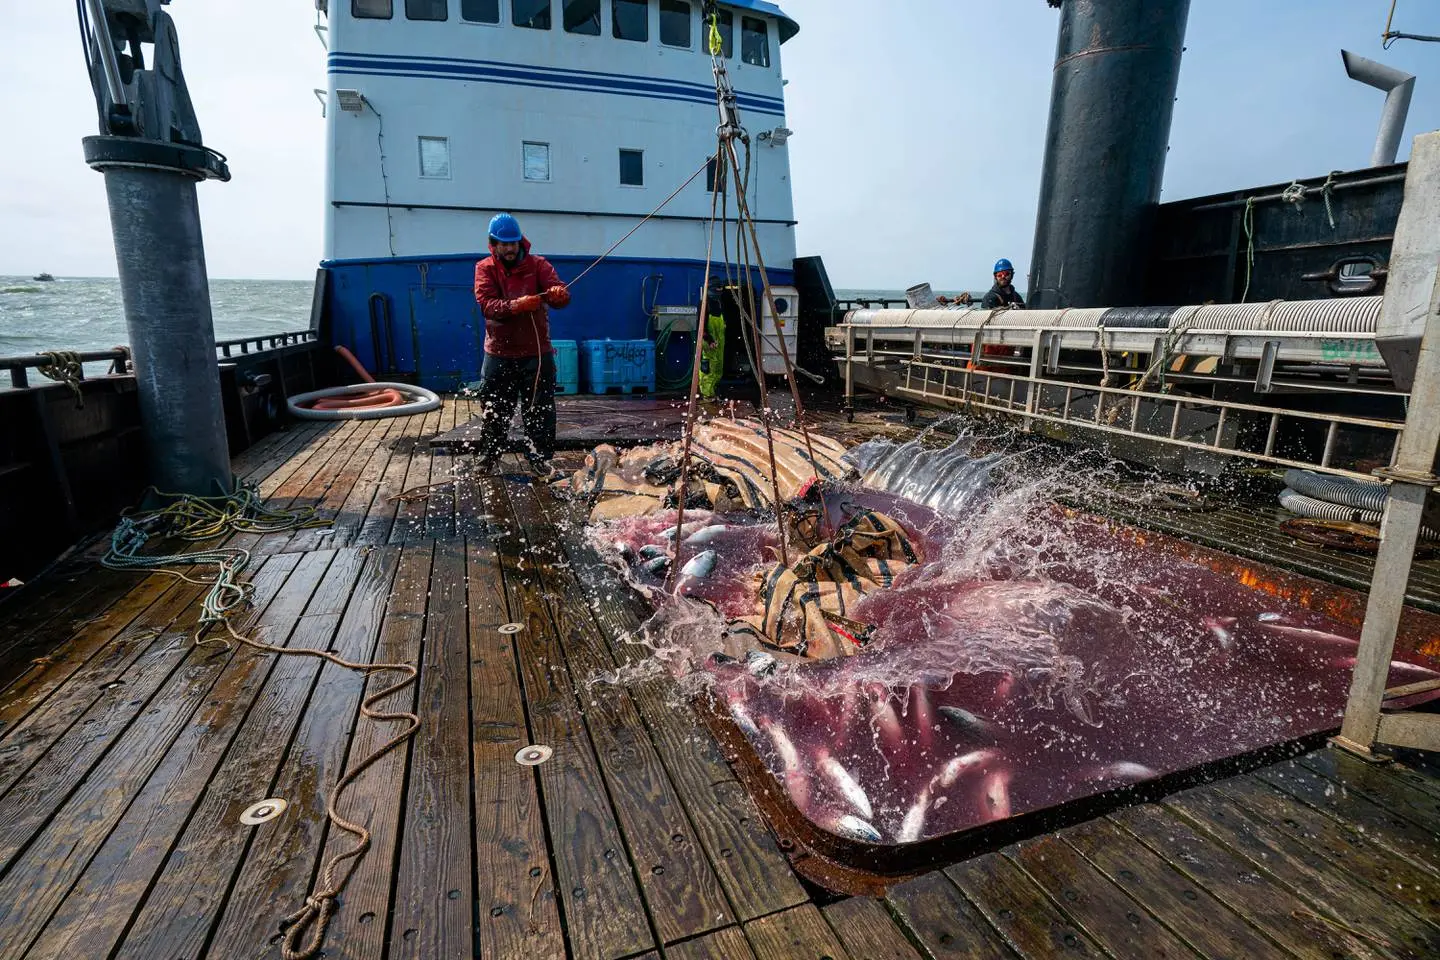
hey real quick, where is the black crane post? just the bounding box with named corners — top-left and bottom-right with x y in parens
top-left (1028, 0), bottom-right (1191, 309)
top-left (79, 0), bottom-right (234, 497)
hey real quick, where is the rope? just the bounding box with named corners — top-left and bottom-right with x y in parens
top-left (1280, 180), bottom-right (1306, 209)
top-left (1321, 170), bottom-right (1338, 230)
top-left (1241, 197), bottom-right (1256, 303)
top-left (99, 486), bottom-right (418, 960)
top-left (38, 350), bottom-right (85, 406)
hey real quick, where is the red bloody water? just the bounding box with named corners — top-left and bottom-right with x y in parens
top-left (599, 485), bottom-right (1440, 847)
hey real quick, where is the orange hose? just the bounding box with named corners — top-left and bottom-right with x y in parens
top-left (305, 389), bottom-right (405, 410)
top-left (334, 345), bottom-right (377, 383)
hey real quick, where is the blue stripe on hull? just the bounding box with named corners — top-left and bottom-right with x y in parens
top-left (324, 254), bottom-right (793, 394)
top-left (328, 52), bottom-right (786, 114)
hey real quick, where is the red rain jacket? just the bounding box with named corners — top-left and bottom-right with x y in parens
top-left (473, 237), bottom-right (572, 358)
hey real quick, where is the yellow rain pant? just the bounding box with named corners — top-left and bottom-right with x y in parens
top-left (698, 312), bottom-right (725, 399)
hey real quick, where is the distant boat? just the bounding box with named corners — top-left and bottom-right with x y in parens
top-left (31, 273), bottom-right (54, 282)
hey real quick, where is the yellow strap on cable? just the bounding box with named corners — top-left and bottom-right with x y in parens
top-left (708, 11), bottom-right (723, 56)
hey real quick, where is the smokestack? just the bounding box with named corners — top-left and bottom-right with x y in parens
top-left (1342, 50), bottom-right (1416, 167)
top-left (1028, 0), bottom-right (1192, 309)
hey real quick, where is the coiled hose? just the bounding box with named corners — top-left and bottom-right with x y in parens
top-left (1282, 469), bottom-right (1389, 513)
top-left (1278, 488), bottom-right (1440, 541)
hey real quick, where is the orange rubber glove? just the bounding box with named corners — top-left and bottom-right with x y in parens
top-left (542, 284), bottom-right (570, 306)
top-left (511, 294), bottom-right (544, 313)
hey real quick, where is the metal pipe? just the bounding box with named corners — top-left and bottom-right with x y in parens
top-left (1187, 173), bottom-right (1408, 212)
top-left (1342, 50), bottom-right (1416, 167)
top-left (1029, 0), bottom-right (1191, 309)
top-left (84, 0), bottom-right (128, 108)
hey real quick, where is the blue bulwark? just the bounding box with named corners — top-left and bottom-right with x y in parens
top-left (328, 53), bottom-right (787, 116)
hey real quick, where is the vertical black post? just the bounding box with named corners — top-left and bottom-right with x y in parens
top-left (1029, 0), bottom-right (1191, 309)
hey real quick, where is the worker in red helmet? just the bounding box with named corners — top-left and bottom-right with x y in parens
top-left (472, 213), bottom-right (571, 476)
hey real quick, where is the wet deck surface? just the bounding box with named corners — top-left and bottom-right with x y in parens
top-left (0, 398), bottom-right (1437, 960)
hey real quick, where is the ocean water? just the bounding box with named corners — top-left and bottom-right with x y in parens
top-left (0, 276), bottom-right (314, 360)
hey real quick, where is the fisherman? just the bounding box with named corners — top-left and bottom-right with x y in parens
top-left (981, 259), bottom-right (1026, 309)
top-left (698, 280), bottom-right (726, 399)
top-left (472, 213), bottom-right (571, 475)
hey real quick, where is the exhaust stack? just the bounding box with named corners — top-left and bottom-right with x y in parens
top-left (1342, 50), bottom-right (1416, 167)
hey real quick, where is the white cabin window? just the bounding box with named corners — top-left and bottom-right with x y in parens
top-left (741, 16), bottom-right (770, 67)
top-left (419, 137), bottom-right (451, 178)
top-left (514, 0), bottom-right (553, 29)
top-left (461, 0), bottom-right (500, 22)
top-left (524, 142), bottom-right (552, 182)
top-left (352, 0), bottom-right (393, 19)
top-left (612, 0), bottom-right (648, 42)
top-left (659, 0), bottom-right (691, 48)
top-left (619, 149), bottom-right (644, 187)
top-left (563, 0), bottom-right (601, 34)
top-left (406, 0), bottom-right (447, 20)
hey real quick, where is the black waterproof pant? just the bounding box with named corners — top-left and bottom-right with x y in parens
top-left (474, 353), bottom-right (556, 464)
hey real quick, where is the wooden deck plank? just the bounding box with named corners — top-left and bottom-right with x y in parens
top-left (311, 542), bottom-right (433, 960)
top-left (328, 416), bottom-right (406, 548)
top-left (885, 871), bottom-right (1016, 960)
top-left (743, 904), bottom-right (853, 960)
top-left (1298, 749), bottom-right (1440, 837)
top-left (505, 480), bottom-right (734, 945)
top-left (253, 421), bottom-right (348, 499)
top-left (392, 408), bottom-right (442, 545)
top-left (532, 486), bottom-right (809, 922)
top-left (107, 552), bottom-right (348, 960)
top-left (251, 420), bottom-right (371, 556)
top-left (387, 538), bottom-right (475, 960)
top-left (946, 854), bottom-right (1106, 958)
top-left (0, 571), bottom-right (185, 748)
top-left (1256, 759), bottom-right (1440, 879)
top-left (233, 422), bottom-right (327, 482)
top-left (284, 416), bottom-right (397, 554)
top-left (822, 897), bottom-right (926, 960)
top-left (1112, 803), bottom-right (1388, 960)
top-left (480, 473), bottom-right (654, 960)
top-left (1212, 774), bottom-right (1440, 921)
top-left (425, 400), bottom-right (460, 541)
top-left (1162, 784), bottom-right (1440, 959)
top-left (1009, 835), bottom-right (1203, 960)
top-left (664, 926), bottom-right (757, 960)
top-left (205, 546), bottom-right (402, 958)
top-left (6, 555), bottom-right (308, 960)
top-left (468, 533), bottom-right (565, 960)
top-left (354, 411), bottom-right (433, 546)
top-left (1061, 818), bottom-right (1287, 960)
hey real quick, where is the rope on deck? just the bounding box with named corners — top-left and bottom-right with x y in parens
top-left (101, 485), bottom-right (419, 960)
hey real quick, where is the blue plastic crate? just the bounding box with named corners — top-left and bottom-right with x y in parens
top-left (579, 339), bottom-right (656, 395)
top-left (552, 340), bottom-right (579, 395)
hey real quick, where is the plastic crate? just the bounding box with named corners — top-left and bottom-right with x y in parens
top-left (579, 339), bottom-right (656, 395)
top-left (552, 340), bottom-right (579, 395)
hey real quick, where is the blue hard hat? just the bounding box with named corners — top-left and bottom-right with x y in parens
top-left (488, 213), bottom-right (523, 243)
top-left (994, 258), bottom-right (1014, 274)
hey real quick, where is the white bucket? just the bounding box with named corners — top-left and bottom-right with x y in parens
top-left (905, 282), bottom-right (939, 309)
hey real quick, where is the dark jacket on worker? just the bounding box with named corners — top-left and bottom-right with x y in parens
top-left (473, 237), bottom-right (571, 358)
top-left (982, 283), bottom-right (1025, 310)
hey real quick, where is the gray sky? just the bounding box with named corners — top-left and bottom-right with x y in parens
top-left (2, 0), bottom-right (1436, 287)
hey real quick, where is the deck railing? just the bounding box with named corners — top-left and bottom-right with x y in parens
top-left (1, 330), bottom-right (318, 389)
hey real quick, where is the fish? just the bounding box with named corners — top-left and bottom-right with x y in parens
top-left (908, 684), bottom-right (937, 751)
top-left (660, 520), bottom-right (708, 542)
top-left (813, 748), bottom-right (873, 819)
top-left (1260, 623), bottom-right (1359, 648)
top-left (865, 684), bottom-right (906, 753)
top-left (744, 649), bottom-right (778, 678)
top-left (1088, 761), bottom-right (1157, 784)
top-left (933, 748), bottom-right (1002, 789)
top-left (641, 556), bottom-right (670, 575)
top-left (938, 705), bottom-right (997, 741)
top-left (680, 549), bottom-right (718, 580)
top-left (1258, 612), bottom-right (1283, 623)
top-left (991, 670), bottom-right (1017, 708)
top-left (613, 541), bottom-right (635, 563)
top-left (897, 787), bottom-right (930, 844)
top-left (762, 719), bottom-right (810, 809)
top-left (981, 769), bottom-right (1012, 820)
top-left (1203, 615), bottom-right (1238, 652)
top-left (638, 544), bottom-right (668, 560)
top-left (823, 813), bottom-right (883, 843)
top-left (684, 524), bottom-right (731, 545)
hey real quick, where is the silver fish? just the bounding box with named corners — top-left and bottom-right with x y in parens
top-left (897, 787), bottom-right (930, 844)
top-left (641, 556), bottom-right (670, 575)
top-left (982, 770), bottom-right (1011, 819)
top-left (938, 706), bottom-right (997, 740)
top-left (934, 748), bottom-right (1001, 789)
top-left (814, 749), bottom-right (873, 819)
top-left (639, 544), bottom-right (668, 560)
top-left (684, 524), bottom-right (731, 545)
top-left (1258, 612), bottom-right (1283, 623)
top-left (1101, 761), bottom-right (1157, 782)
top-left (828, 813), bottom-right (883, 843)
top-left (866, 685), bottom-right (905, 752)
top-left (680, 549), bottom-right (718, 579)
top-left (614, 541), bottom-right (635, 563)
top-left (1203, 615), bottom-right (1238, 652)
top-left (727, 701), bottom-right (761, 739)
top-left (744, 649), bottom-right (777, 678)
